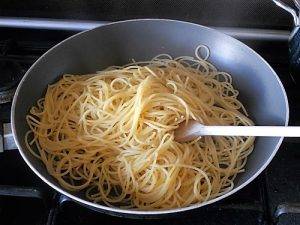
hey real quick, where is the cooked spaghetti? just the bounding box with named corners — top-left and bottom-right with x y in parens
top-left (25, 46), bottom-right (255, 210)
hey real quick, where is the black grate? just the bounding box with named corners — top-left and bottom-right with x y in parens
top-left (0, 28), bottom-right (299, 225)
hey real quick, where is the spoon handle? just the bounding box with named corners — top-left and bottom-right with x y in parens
top-left (195, 125), bottom-right (300, 137)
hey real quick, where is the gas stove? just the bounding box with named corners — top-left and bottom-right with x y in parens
top-left (0, 21), bottom-right (299, 225)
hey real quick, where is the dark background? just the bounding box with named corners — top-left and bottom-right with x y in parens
top-left (0, 0), bottom-right (296, 30)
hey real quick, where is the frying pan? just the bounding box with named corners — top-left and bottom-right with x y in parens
top-left (11, 19), bottom-right (289, 217)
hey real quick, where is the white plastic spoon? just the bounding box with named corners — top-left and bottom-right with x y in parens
top-left (174, 120), bottom-right (300, 142)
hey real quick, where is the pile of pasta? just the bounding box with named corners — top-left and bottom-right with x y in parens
top-left (26, 47), bottom-right (255, 210)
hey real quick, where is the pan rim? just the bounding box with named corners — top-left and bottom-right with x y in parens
top-left (11, 18), bottom-right (289, 216)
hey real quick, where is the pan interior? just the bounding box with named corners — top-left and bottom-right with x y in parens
top-left (12, 20), bottom-right (288, 213)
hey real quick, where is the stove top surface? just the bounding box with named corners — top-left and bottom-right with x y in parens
top-left (0, 27), bottom-right (299, 225)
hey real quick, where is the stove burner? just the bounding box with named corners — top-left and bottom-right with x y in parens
top-left (0, 59), bottom-right (23, 104)
top-left (0, 29), bottom-right (299, 225)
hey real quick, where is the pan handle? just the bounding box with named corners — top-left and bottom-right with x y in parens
top-left (0, 123), bottom-right (18, 152)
